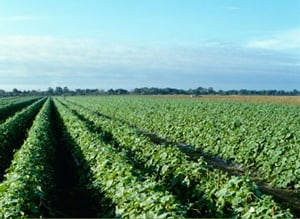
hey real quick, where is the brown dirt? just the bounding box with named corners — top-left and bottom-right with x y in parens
top-left (140, 131), bottom-right (300, 217)
top-left (148, 94), bottom-right (300, 105)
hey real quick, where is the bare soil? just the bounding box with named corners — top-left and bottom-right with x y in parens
top-left (140, 131), bottom-right (300, 217)
top-left (149, 94), bottom-right (300, 105)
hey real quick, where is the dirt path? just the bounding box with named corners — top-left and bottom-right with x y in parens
top-left (140, 131), bottom-right (300, 217)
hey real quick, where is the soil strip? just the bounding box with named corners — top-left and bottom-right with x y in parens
top-left (139, 130), bottom-right (300, 217)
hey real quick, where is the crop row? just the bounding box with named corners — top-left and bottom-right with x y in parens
top-left (0, 96), bottom-right (38, 107)
top-left (0, 98), bottom-right (46, 180)
top-left (0, 98), bottom-right (111, 218)
top-left (0, 96), bottom-right (28, 106)
top-left (0, 97), bottom-right (41, 122)
top-left (0, 98), bottom-right (55, 218)
top-left (60, 97), bottom-right (293, 218)
top-left (68, 96), bottom-right (300, 190)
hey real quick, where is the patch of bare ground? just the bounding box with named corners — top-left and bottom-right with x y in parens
top-left (149, 94), bottom-right (300, 105)
top-left (139, 131), bottom-right (300, 217)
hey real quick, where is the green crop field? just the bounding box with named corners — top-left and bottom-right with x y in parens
top-left (0, 96), bottom-right (299, 218)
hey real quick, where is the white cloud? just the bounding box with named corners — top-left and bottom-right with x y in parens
top-left (247, 28), bottom-right (300, 51)
top-left (0, 35), bottom-right (299, 90)
top-left (0, 35), bottom-right (213, 72)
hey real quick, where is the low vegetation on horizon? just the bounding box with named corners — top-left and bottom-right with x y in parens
top-left (1, 86), bottom-right (300, 97)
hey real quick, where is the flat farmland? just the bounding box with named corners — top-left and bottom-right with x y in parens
top-left (0, 95), bottom-right (299, 218)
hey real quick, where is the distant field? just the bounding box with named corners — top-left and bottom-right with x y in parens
top-left (149, 94), bottom-right (300, 105)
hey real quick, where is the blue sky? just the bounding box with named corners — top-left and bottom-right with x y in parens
top-left (0, 0), bottom-right (299, 91)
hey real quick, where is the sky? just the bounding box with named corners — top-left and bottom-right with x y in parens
top-left (0, 0), bottom-right (299, 91)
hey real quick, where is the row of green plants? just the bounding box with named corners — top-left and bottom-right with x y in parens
top-left (0, 98), bottom-right (46, 180)
top-left (0, 98), bottom-right (56, 218)
top-left (61, 97), bottom-right (293, 218)
top-left (70, 96), bottom-right (300, 190)
top-left (54, 98), bottom-right (186, 218)
top-left (0, 96), bottom-right (38, 107)
top-left (0, 96), bottom-right (26, 106)
top-left (0, 97), bottom-right (41, 122)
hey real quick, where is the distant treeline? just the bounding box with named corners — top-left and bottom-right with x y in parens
top-left (0, 86), bottom-right (299, 97)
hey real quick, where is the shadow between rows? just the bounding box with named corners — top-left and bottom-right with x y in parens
top-left (52, 100), bottom-right (116, 218)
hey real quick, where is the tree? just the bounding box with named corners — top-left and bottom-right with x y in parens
top-left (0, 89), bottom-right (5, 97)
top-left (107, 89), bottom-right (115, 95)
top-left (12, 88), bottom-right (22, 96)
top-left (115, 89), bottom-right (129, 95)
top-left (55, 87), bottom-right (63, 95)
top-left (47, 87), bottom-right (54, 95)
top-left (63, 86), bottom-right (69, 94)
